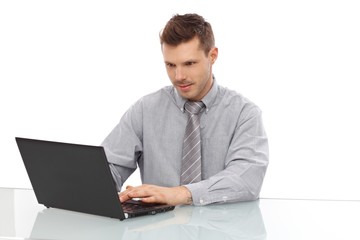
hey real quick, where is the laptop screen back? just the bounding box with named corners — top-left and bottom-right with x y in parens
top-left (15, 137), bottom-right (125, 220)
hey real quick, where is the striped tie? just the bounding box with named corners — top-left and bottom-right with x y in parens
top-left (180, 101), bottom-right (205, 185)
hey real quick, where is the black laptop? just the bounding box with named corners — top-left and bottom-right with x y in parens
top-left (15, 137), bottom-right (175, 220)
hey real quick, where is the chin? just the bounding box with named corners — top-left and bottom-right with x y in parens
top-left (181, 94), bottom-right (194, 101)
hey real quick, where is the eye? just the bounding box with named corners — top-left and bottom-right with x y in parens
top-left (166, 63), bottom-right (175, 68)
top-left (185, 61), bottom-right (196, 66)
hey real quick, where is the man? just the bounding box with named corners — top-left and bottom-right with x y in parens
top-left (102, 13), bottom-right (269, 206)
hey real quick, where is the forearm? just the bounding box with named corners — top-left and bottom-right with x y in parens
top-left (185, 160), bottom-right (268, 205)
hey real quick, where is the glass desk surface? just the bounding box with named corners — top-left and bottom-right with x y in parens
top-left (0, 187), bottom-right (359, 240)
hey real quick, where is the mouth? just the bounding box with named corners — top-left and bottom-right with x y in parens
top-left (177, 83), bottom-right (193, 92)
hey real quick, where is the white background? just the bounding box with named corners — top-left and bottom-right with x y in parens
top-left (1, 0), bottom-right (359, 200)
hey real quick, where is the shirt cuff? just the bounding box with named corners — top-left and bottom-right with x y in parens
top-left (184, 182), bottom-right (211, 206)
top-left (184, 180), bottom-right (250, 205)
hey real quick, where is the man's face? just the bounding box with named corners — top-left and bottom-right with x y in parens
top-left (162, 37), bottom-right (218, 101)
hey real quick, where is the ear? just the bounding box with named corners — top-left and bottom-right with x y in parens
top-left (209, 47), bottom-right (218, 64)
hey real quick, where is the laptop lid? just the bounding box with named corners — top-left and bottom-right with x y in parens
top-left (15, 137), bottom-right (174, 220)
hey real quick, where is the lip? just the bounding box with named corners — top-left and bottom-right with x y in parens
top-left (178, 83), bottom-right (192, 92)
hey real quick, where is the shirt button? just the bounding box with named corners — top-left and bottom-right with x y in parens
top-left (199, 198), bottom-right (204, 205)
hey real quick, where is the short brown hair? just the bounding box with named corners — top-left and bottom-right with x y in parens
top-left (160, 13), bottom-right (215, 55)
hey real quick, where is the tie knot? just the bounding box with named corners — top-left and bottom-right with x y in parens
top-left (185, 101), bottom-right (205, 115)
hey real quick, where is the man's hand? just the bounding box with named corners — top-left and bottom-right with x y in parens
top-left (118, 184), bottom-right (193, 206)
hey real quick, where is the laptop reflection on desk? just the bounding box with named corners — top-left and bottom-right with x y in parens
top-left (30, 200), bottom-right (266, 240)
top-left (30, 207), bottom-right (176, 240)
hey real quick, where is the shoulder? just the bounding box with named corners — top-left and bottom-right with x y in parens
top-left (130, 86), bottom-right (175, 112)
top-left (217, 85), bottom-right (261, 116)
top-left (136, 86), bottom-right (174, 105)
top-left (121, 86), bottom-right (174, 124)
top-left (142, 86), bottom-right (173, 101)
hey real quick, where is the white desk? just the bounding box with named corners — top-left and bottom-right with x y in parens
top-left (0, 188), bottom-right (359, 240)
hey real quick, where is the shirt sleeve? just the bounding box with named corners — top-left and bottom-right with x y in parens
top-left (185, 106), bottom-right (269, 206)
top-left (101, 100), bottom-right (144, 192)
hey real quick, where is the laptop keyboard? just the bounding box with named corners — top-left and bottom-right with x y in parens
top-left (121, 200), bottom-right (160, 212)
top-left (120, 200), bottom-right (175, 218)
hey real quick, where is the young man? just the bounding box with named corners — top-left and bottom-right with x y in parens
top-left (102, 13), bottom-right (269, 206)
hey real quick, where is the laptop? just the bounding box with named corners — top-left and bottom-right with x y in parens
top-left (15, 137), bottom-right (175, 220)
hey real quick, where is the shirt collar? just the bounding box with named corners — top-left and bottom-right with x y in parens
top-left (173, 75), bottom-right (219, 113)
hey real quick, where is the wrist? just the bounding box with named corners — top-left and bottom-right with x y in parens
top-left (179, 186), bottom-right (193, 205)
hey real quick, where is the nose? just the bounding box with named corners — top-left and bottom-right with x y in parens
top-left (174, 67), bottom-right (185, 81)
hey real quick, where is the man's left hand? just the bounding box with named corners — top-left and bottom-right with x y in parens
top-left (118, 184), bottom-right (192, 206)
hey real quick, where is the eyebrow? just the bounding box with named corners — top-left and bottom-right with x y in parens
top-left (164, 59), bottom-right (198, 66)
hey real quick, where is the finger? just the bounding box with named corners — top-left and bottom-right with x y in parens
top-left (118, 188), bottom-right (133, 202)
top-left (134, 189), bottom-right (165, 204)
top-left (141, 196), bottom-right (160, 204)
top-left (118, 189), bottom-right (129, 197)
top-left (127, 189), bottom-right (149, 199)
top-left (119, 185), bottom-right (136, 196)
top-left (129, 186), bottom-right (162, 200)
top-left (118, 192), bottom-right (127, 202)
top-left (119, 186), bottom-right (147, 202)
top-left (119, 192), bottom-right (131, 202)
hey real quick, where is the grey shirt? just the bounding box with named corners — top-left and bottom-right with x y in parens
top-left (101, 79), bottom-right (269, 206)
